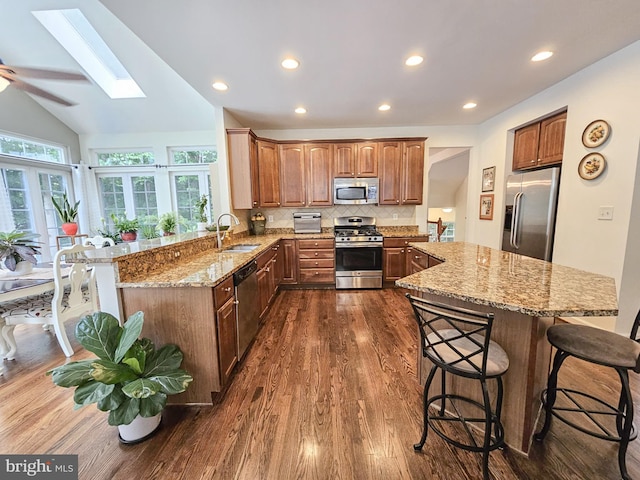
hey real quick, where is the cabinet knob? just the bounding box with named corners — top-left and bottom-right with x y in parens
top-left (314, 242), bottom-right (318, 246)
top-left (404, 241), bottom-right (408, 245)
top-left (315, 271), bottom-right (319, 275)
top-left (415, 255), bottom-right (420, 259)
top-left (253, 201), bottom-right (258, 206)
top-left (396, 200), bottom-right (400, 204)
top-left (315, 261), bottom-right (319, 265)
top-left (401, 249), bottom-right (404, 253)
top-left (224, 287), bottom-right (231, 292)
top-left (314, 252), bottom-right (319, 256)
top-left (266, 267), bottom-right (270, 272)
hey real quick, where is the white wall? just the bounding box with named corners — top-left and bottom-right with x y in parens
top-left (473, 40), bottom-right (640, 332)
top-left (0, 87), bottom-right (81, 161)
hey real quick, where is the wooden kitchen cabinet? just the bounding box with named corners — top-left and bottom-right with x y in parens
top-left (215, 278), bottom-right (238, 387)
top-left (257, 140), bottom-right (281, 207)
top-left (227, 128), bottom-right (260, 209)
top-left (298, 238), bottom-right (335, 285)
top-left (334, 142), bottom-right (378, 177)
top-left (406, 247), bottom-right (429, 275)
top-left (119, 282), bottom-right (237, 403)
top-left (379, 141), bottom-right (425, 205)
top-left (383, 236), bottom-right (429, 282)
top-left (257, 246), bottom-right (278, 318)
top-left (513, 111), bottom-right (566, 171)
top-left (280, 239), bottom-right (298, 284)
top-left (279, 143), bottom-right (333, 207)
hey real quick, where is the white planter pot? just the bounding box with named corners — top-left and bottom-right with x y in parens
top-left (118, 413), bottom-right (162, 444)
top-left (196, 222), bottom-right (208, 231)
top-left (6, 261), bottom-right (33, 276)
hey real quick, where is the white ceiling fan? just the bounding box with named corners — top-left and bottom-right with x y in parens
top-left (0, 58), bottom-right (88, 106)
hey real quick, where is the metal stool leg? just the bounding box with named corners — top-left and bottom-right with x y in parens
top-left (534, 349), bottom-right (569, 441)
top-left (616, 369), bottom-right (634, 480)
top-left (414, 365), bottom-right (438, 451)
top-left (481, 379), bottom-right (492, 480)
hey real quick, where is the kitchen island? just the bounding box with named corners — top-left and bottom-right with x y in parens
top-left (396, 241), bottom-right (619, 454)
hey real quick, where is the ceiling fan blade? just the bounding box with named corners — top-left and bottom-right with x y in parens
top-left (9, 77), bottom-right (76, 106)
top-left (0, 65), bottom-right (87, 81)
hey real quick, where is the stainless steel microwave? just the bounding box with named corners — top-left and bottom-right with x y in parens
top-left (333, 178), bottom-right (379, 205)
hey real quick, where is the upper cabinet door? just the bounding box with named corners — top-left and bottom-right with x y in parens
top-left (334, 143), bottom-right (356, 177)
top-left (257, 140), bottom-right (281, 208)
top-left (402, 141), bottom-right (424, 205)
top-left (379, 141), bottom-right (402, 204)
top-left (356, 142), bottom-right (379, 177)
top-left (227, 128), bottom-right (259, 209)
top-left (279, 144), bottom-right (306, 208)
top-left (306, 144), bottom-right (334, 206)
top-left (513, 123), bottom-right (541, 171)
top-left (538, 111), bottom-right (567, 166)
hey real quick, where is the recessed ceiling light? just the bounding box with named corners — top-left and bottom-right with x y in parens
top-left (463, 102), bottom-right (477, 109)
top-left (378, 104), bottom-right (391, 111)
top-left (295, 107), bottom-right (306, 114)
top-left (212, 81), bottom-right (228, 91)
top-left (442, 208), bottom-right (453, 213)
top-left (405, 55), bottom-right (424, 66)
top-left (281, 58), bottom-right (299, 69)
top-left (531, 51), bottom-right (553, 62)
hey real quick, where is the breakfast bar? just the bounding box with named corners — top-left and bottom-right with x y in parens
top-left (396, 242), bottom-right (619, 455)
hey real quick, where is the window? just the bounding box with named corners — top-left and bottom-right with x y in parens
top-left (98, 174), bottom-right (158, 227)
top-left (427, 221), bottom-right (455, 242)
top-left (0, 134), bottom-right (66, 164)
top-left (170, 147), bottom-right (217, 165)
top-left (172, 173), bottom-right (211, 230)
top-left (96, 151), bottom-right (155, 166)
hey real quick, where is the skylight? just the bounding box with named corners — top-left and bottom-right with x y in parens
top-left (32, 9), bottom-right (145, 99)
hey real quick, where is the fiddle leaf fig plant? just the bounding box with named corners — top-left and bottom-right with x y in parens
top-left (47, 311), bottom-right (193, 426)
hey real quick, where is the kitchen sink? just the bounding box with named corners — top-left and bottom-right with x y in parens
top-left (223, 244), bottom-right (261, 253)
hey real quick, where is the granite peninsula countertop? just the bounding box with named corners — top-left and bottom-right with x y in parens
top-left (396, 242), bottom-right (619, 318)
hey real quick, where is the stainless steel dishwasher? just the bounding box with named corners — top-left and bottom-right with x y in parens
top-left (233, 260), bottom-right (260, 360)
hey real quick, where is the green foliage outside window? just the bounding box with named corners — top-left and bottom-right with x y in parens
top-left (97, 151), bottom-right (155, 166)
top-left (171, 149), bottom-right (217, 164)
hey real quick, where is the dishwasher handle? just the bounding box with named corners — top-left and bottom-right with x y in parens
top-left (233, 260), bottom-right (258, 285)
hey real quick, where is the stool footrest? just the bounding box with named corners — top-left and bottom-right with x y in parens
top-left (540, 388), bottom-right (637, 443)
top-left (427, 393), bottom-right (505, 453)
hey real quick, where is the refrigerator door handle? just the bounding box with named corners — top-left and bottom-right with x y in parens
top-left (512, 192), bottom-right (523, 249)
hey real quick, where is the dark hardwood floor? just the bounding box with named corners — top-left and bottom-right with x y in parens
top-left (1, 288), bottom-right (638, 479)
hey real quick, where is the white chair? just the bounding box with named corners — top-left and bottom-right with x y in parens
top-left (1, 244), bottom-right (99, 359)
top-left (83, 235), bottom-right (115, 248)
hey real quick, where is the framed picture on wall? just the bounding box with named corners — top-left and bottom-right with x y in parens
top-left (479, 194), bottom-right (494, 220)
top-left (482, 166), bottom-right (496, 192)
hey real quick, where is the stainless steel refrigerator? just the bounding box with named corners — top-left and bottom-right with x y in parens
top-left (501, 167), bottom-right (561, 261)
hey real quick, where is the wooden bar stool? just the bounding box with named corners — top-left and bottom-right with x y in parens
top-left (535, 310), bottom-right (640, 480)
top-left (407, 294), bottom-right (509, 480)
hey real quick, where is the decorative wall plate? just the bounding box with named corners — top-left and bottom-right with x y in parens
top-left (578, 153), bottom-right (606, 180)
top-left (582, 119), bottom-right (610, 148)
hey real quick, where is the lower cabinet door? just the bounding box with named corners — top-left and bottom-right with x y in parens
top-left (217, 296), bottom-right (238, 386)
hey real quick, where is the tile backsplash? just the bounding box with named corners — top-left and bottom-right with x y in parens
top-left (244, 205), bottom-right (417, 229)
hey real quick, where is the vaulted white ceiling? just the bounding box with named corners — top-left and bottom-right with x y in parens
top-left (1, 0), bottom-right (640, 135)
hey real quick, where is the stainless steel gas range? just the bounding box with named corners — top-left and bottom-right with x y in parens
top-left (334, 216), bottom-right (383, 289)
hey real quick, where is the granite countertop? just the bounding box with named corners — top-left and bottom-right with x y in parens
top-left (396, 242), bottom-right (619, 318)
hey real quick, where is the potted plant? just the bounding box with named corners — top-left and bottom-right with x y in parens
top-left (139, 215), bottom-right (160, 240)
top-left (111, 213), bottom-right (139, 242)
top-left (158, 212), bottom-right (178, 236)
top-left (0, 230), bottom-right (41, 275)
top-left (194, 195), bottom-right (209, 232)
top-left (52, 192), bottom-right (80, 235)
top-left (47, 311), bottom-right (193, 444)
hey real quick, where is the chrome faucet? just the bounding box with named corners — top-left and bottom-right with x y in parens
top-left (216, 213), bottom-right (240, 248)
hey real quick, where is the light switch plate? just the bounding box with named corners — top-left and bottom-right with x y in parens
top-left (598, 206), bottom-right (614, 220)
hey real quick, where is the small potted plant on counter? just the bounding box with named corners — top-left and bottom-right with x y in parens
top-left (47, 311), bottom-right (193, 444)
top-left (158, 212), bottom-right (178, 236)
top-left (111, 213), bottom-right (139, 242)
top-left (0, 230), bottom-right (41, 275)
top-left (194, 195), bottom-right (209, 232)
top-left (52, 192), bottom-right (80, 235)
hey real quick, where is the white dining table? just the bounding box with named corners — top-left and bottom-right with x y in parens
top-left (0, 265), bottom-right (62, 374)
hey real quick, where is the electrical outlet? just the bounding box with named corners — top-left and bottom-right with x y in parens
top-left (392, 214), bottom-right (398, 220)
top-left (268, 215), bottom-right (274, 223)
top-left (598, 206), bottom-right (614, 220)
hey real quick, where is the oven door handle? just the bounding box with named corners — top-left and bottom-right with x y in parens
top-left (335, 243), bottom-right (383, 248)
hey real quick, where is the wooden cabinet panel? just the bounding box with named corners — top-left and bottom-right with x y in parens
top-left (383, 247), bottom-right (406, 282)
top-left (379, 141), bottom-right (402, 205)
top-left (356, 142), bottom-right (378, 177)
top-left (538, 112), bottom-right (567, 166)
top-left (227, 128), bottom-right (259, 209)
top-left (407, 249), bottom-right (429, 274)
top-left (334, 143), bottom-right (357, 177)
top-left (513, 111), bottom-right (566, 171)
top-left (402, 141), bottom-right (425, 204)
top-left (257, 140), bottom-right (280, 207)
top-left (213, 276), bottom-right (234, 309)
top-left (428, 255), bottom-right (444, 268)
top-left (216, 296), bottom-right (237, 386)
top-left (513, 123), bottom-right (541, 171)
top-left (281, 239), bottom-right (298, 284)
top-left (256, 266), bottom-right (270, 318)
top-left (297, 238), bottom-right (335, 285)
top-left (306, 144), bottom-right (333, 206)
top-left (279, 144), bottom-right (306, 207)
